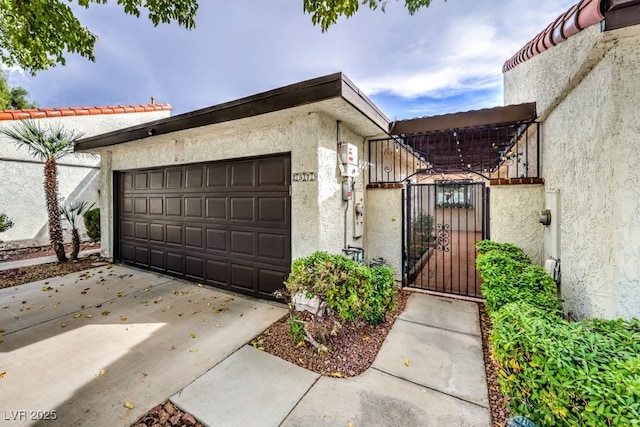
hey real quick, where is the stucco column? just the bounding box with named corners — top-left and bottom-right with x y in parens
top-left (99, 150), bottom-right (114, 260)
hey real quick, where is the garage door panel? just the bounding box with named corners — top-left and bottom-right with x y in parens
top-left (121, 243), bottom-right (135, 262)
top-left (122, 221), bottom-right (134, 238)
top-left (186, 255), bottom-right (204, 279)
top-left (149, 223), bottom-right (164, 242)
top-left (258, 197), bottom-right (287, 223)
top-left (230, 198), bottom-right (254, 221)
top-left (166, 225), bottom-right (182, 244)
top-left (150, 171), bottom-right (164, 189)
top-left (167, 197), bottom-right (182, 216)
top-left (135, 246), bottom-right (149, 265)
top-left (206, 228), bottom-right (227, 251)
top-left (122, 197), bottom-right (133, 214)
top-left (258, 269), bottom-right (288, 296)
top-left (150, 249), bottom-right (164, 269)
top-left (167, 169), bottom-right (182, 188)
top-left (206, 259), bottom-right (227, 284)
top-left (185, 197), bottom-right (203, 217)
top-left (231, 264), bottom-right (255, 290)
top-left (258, 157), bottom-right (289, 188)
top-left (258, 233), bottom-right (286, 261)
top-left (230, 231), bottom-right (254, 256)
top-left (205, 197), bottom-right (227, 220)
top-left (185, 226), bottom-right (203, 248)
top-left (117, 155), bottom-right (290, 301)
top-left (230, 162), bottom-right (255, 187)
top-left (186, 166), bottom-right (204, 188)
top-left (206, 164), bottom-right (228, 188)
top-left (135, 173), bottom-right (148, 190)
top-left (134, 198), bottom-right (148, 214)
top-left (149, 197), bottom-right (163, 215)
top-left (166, 252), bottom-right (183, 274)
top-left (135, 222), bottom-right (148, 239)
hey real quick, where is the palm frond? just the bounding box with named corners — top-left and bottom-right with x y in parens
top-left (60, 200), bottom-right (95, 228)
top-left (0, 120), bottom-right (84, 161)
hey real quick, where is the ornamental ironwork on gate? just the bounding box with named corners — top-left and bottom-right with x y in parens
top-left (404, 182), bottom-right (488, 299)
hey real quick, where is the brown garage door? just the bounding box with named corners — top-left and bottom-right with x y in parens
top-left (116, 155), bottom-right (291, 300)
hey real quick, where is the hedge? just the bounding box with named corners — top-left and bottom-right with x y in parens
top-left (476, 240), bottom-right (640, 426)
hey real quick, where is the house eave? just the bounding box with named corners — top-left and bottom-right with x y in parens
top-left (76, 73), bottom-right (390, 152)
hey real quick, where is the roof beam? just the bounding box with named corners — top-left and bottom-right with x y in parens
top-left (390, 103), bottom-right (537, 136)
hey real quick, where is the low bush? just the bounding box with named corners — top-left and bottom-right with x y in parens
top-left (284, 251), bottom-right (397, 324)
top-left (492, 302), bottom-right (640, 426)
top-left (477, 249), bottom-right (561, 316)
top-left (83, 207), bottom-right (100, 242)
top-left (479, 240), bottom-right (640, 426)
top-left (476, 240), bottom-right (531, 264)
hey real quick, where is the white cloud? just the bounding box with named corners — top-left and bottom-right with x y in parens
top-left (6, 0), bottom-right (578, 118)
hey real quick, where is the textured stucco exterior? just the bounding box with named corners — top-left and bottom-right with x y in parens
top-left (88, 108), bottom-right (391, 273)
top-left (489, 184), bottom-right (544, 266)
top-left (0, 110), bottom-right (170, 244)
top-left (504, 24), bottom-right (640, 320)
top-left (365, 188), bottom-right (403, 278)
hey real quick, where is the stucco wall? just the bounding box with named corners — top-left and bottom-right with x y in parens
top-left (365, 188), bottom-right (403, 279)
top-left (0, 110), bottom-right (170, 244)
top-left (489, 184), bottom-right (544, 266)
top-left (93, 111), bottom-right (375, 269)
top-left (504, 25), bottom-right (640, 320)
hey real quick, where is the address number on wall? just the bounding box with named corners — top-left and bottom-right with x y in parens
top-left (292, 172), bottom-right (317, 182)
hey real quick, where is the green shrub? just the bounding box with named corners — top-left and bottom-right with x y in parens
top-left (476, 240), bottom-right (531, 264)
top-left (491, 302), bottom-right (640, 426)
top-left (288, 314), bottom-right (305, 345)
top-left (83, 207), bottom-right (100, 242)
top-left (0, 213), bottom-right (13, 233)
top-left (362, 266), bottom-right (397, 324)
top-left (476, 248), bottom-right (561, 316)
top-left (284, 251), bottom-right (397, 324)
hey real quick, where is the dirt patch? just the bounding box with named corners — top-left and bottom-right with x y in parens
top-left (132, 401), bottom-right (203, 427)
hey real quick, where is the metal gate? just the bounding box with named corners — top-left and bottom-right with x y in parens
top-left (404, 181), bottom-right (488, 299)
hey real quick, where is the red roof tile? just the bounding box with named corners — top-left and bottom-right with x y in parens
top-left (0, 103), bottom-right (172, 121)
top-left (503, 0), bottom-right (605, 72)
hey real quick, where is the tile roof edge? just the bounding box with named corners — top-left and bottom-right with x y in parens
top-left (503, 0), bottom-right (605, 73)
top-left (0, 103), bottom-right (172, 121)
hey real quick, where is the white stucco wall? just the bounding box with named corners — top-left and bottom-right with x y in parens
top-left (0, 110), bottom-right (170, 245)
top-left (365, 188), bottom-right (403, 279)
top-left (92, 110), bottom-right (378, 270)
top-left (504, 24), bottom-right (640, 320)
top-left (489, 184), bottom-right (544, 266)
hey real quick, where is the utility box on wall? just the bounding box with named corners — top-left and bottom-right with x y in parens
top-left (339, 143), bottom-right (359, 177)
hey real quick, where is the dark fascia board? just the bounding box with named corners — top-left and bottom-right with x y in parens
top-left (390, 102), bottom-right (537, 135)
top-left (603, 0), bottom-right (640, 30)
top-left (76, 72), bottom-right (390, 151)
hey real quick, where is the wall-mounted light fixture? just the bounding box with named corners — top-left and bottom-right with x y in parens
top-left (539, 209), bottom-right (552, 226)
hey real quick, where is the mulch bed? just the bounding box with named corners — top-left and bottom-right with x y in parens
top-left (252, 289), bottom-right (411, 377)
top-left (479, 303), bottom-right (511, 426)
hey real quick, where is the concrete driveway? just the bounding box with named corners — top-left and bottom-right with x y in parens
top-left (0, 264), bottom-right (287, 426)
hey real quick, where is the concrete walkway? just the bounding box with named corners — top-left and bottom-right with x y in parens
top-left (1, 256), bottom-right (491, 426)
top-left (172, 294), bottom-right (491, 426)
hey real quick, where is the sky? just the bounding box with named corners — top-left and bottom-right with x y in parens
top-left (6, 0), bottom-right (577, 121)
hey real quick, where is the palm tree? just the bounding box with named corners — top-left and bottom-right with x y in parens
top-left (1, 120), bottom-right (83, 262)
top-left (60, 200), bottom-right (94, 260)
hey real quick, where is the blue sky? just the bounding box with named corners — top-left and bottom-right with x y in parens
top-left (6, 0), bottom-right (576, 120)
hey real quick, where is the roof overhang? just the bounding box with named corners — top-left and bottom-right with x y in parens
top-left (76, 73), bottom-right (390, 152)
top-left (390, 103), bottom-right (537, 136)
